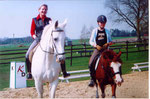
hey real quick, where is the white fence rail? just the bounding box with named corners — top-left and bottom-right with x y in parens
top-left (131, 62), bottom-right (148, 72)
top-left (59, 69), bottom-right (90, 83)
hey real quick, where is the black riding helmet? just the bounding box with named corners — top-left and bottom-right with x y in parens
top-left (97, 15), bottom-right (107, 23)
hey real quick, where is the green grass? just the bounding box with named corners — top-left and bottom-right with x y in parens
top-left (71, 37), bottom-right (137, 44)
top-left (26, 51), bottom-right (148, 86)
top-left (112, 37), bottom-right (136, 40)
top-left (0, 41), bottom-right (148, 91)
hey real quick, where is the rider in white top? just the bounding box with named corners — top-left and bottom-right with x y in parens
top-left (88, 15), bottom-right (112, 87)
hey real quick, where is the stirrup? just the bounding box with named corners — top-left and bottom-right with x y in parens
top-left (88, 80), bottom-right (95, 87)
top-left (27, 73), bottom-right (33, 80)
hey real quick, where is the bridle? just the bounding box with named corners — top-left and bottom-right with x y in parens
top-left (101, 61), bottom-right (121, 78)
top-left (39, 28), bottom-right (65, 56)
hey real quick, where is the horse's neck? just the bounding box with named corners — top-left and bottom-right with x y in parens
top-left (40, 32), bottom-right (53, 53)
top-left (99, 58), bottom-right (109, 69)
top-left (40, 33), bottom-right (55, 67)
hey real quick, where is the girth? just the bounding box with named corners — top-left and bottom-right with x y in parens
top-left (29, 43), bottom-right (40, 62)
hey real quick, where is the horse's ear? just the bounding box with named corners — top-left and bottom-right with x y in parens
top-left (103, 55), bottom-right (107, 59)
top-left (49, 20), bottom-right (52, 25)
top-left (63, 19), bottom-right (67, 26)
top-left (103, 53), bottom-right (108, 59)
top-left (55, 20), bottom-right (58, 29)
top-left (113, 51), bottom-right (122, 62)
top-left (60, 19), bottom-right (67, 29)
top-left (117, 51), bottom-right (122, 57)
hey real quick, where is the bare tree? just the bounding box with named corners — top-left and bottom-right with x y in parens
top-left (80, 25), bottom-right (94, 43)
top-left (80, 25), bottom-right (88, 43)
top-left (106, 0), bottom-right (148, 40)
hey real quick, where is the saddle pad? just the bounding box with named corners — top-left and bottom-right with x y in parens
top-left (95, 55), bottom-right (101, 71)
top-left (29, 43), bottom-right (40, 62)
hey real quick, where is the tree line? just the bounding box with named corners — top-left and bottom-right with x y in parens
top-left (79, 25), bottom-right (137, 43)
top-left (0, 36), bottom-right (33, 45)
top-left (0, 36), bottom-right (72, 45)
top-left (111, 29), bottom-right (137, 37)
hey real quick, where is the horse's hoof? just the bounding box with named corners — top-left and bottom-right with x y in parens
top-left (96, 93), bottom-right (99, 98)
top-left (96, 95), bottom-right (99, 98)
top-left (101, 93), bottom-right (105, 98)
top-left (112, 96), bottom-right (116, 98)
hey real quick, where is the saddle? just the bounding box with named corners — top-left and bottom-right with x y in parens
top-left (90, 54), bottom-right (101, 83)
top-left (94, 55), bottom-right (101, 71)
top-left (91, 54), bottom-right (101, 71)
top-left (29, 43), bottom-right (40, 62)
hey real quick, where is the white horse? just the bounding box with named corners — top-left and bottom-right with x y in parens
top-left (31, 20), bottom-right (67, 98)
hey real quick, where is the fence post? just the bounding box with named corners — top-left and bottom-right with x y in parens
top-left (70, 43), bottom-right (73, 66)
top-left (84, 42), bottom-right (86, 56)
top-left (126, 41), bottom-right (129, 60)
top-left (137, 42), bottom-right (140, 51)
top-left (137, 40), bottom-right (143, 51)
top-left (143, 39), bottom-right (147, 50)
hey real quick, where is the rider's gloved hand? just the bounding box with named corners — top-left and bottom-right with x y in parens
top-left (103, 42), bottom-right (114, 49)
top-left (103, 43), bottom-right (109, 48)
top-left (96, 45), bottom-right (102, 51)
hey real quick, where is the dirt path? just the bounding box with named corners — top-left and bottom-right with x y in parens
top-left (0, 71), bottom-right (148, 98)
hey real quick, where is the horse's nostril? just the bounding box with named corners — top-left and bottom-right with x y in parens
top-left (118, 82), bottom-right (121, 87)
top-left (58, 57), bottom-right (65, 62)
top-left (122, 79), bottom-right (124, 83)
top-left (59, 57), bottom-right (63, 61)
top-left (115, 80), bottom-right (118, 83)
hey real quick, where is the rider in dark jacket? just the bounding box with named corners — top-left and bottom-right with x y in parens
top-left (26, 4), bottom-right (70, 80)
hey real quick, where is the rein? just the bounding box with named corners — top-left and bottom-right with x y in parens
top-left (100, 61), bottom-right (121, 78)
top-left (113, 72), bottom-right (121, 76)
top-left (39, 29), bottom-right (65, 56)
top-left (39, 43), bottom-right (54, 54)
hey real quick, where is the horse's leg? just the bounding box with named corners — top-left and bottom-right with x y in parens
top-left (95, 82), bottom-right (99, 98)
top-left (50, 79), bottom-right (59, 98)
top-left (111, 84), bottom-right (117, 98)
top-left (99, 82), bottom-right (105, 98)
top-left (34, 78), bottom-right (43, 98)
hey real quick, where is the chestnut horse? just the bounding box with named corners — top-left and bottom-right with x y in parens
top-left (94, 50), bottom-right (123, 98)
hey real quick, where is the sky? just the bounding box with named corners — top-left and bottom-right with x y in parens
top-left (0, 0), bottom-right (132, 39)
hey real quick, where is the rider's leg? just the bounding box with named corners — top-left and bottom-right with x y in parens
top-left (26, 58), bottom-right (32, 79)
top-left (88, 49), bottom-right (100, 87)
top-left (60, 61), bottom-right (70, 78)
top-left (25, 39), bottom-right (39, 79)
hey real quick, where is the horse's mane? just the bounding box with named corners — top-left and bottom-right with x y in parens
top-left (102, 50), bottom-right (122, 63)
top-left (102, 50), bottom-right (116, 60)
top-left (41, 24), bottom-right (52, 40)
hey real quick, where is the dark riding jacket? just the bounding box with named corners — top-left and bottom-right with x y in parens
top-left (30, 14), bottom-right (51, 40)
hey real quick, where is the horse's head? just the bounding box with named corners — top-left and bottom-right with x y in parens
top-left (52, 20), bottom-right (67, 63)
top-left (41, 19), bottom-right (67, 63)
top-left (102, 50), bottom-right (123, 86)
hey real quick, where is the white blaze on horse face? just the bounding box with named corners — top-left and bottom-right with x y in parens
top-left (53, 20), bottom-right (67, 63)
top-left (110, 62), bottom-right (122, 83)
top-left (53, 30), bottom-right (66, 63)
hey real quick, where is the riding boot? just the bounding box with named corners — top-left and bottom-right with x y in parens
top-left (88, 78), bottom-right (95, 87)
top-left (25, 58), bottom-right (32, 80)
top-left (60, 62), bottom-right (70, 78)
top-left (88, 65), bottom-right (95, 87)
